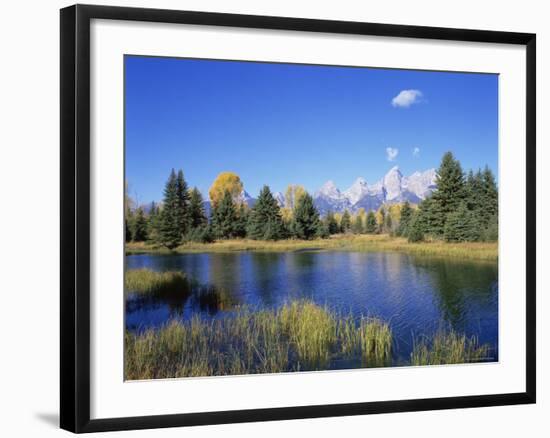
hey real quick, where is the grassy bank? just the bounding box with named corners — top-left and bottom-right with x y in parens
top-left (126, 234), bottom-right (498, 261)
top-left (125, 269), bottom-right (188, 296)
top-left (125, 301), bottom-right (392, 380)
top-left (125, 299), bottom-right (490, 380)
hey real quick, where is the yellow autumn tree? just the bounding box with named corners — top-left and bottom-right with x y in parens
top-left (280, 207), bottom-right (293, 224)
top-left (284, 184), bottom-right (307, 211)
top-left (387, 204), bottom-right (402, 223)
top-left (209, 172), bottom-right (244, 207)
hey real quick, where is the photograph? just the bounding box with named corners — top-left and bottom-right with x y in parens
top-left (123, 55), bottom-right (499, 380)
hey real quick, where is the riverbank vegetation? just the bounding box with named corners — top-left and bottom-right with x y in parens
top-left (124, 298), bottom-right (490, 380)
top-left (124, 300), bottom-right (392, 379)
top-left (125, 152), bottom-right (498, 251)
top-left (411, 330), bottom-right (490, 366)
top-left (126, 234), bottom-right (498, 261)
top-left (124, 269), bottom-right (188, 296)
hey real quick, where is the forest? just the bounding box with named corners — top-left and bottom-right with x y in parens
top-left (125, 151), bottom-right (498, 250)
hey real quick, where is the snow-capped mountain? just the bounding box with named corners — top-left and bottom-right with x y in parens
top-left (313, 166), bottom-right (437, 215)
top-left (402, 168), bottom-right (437, 200)
top-left (314, 181), bottom-right (352, 215)
top-left (343, 177), bottom-right (369, 205)
top-left (237, 190), bottom-right (256, 208)
top-left (200, 167), bottom-right (436, 217)
top-left (273, 191), bottom-right (285, 207)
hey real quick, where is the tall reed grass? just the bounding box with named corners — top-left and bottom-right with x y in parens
top-left (124, 269), bottom-right (189, 296)
top-left (125, 300), bottom-right (393, 380)
top-left (411, 329), bottom-right (490, 366)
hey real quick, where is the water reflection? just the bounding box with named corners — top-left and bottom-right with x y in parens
top-left (125, 251), bottom-right (498, 362)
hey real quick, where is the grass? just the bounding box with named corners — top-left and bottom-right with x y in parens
top-left (411, 329), bottom-right (491, 366)
top-left (124, 300), bottom-right (393, 380)
top-left (126, 234), bottom-right (498, 261)
top-left (124, 269), bottom-right (189, 297)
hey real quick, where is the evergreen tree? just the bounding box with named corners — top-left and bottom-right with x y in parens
top-left (444, 202), bottom-right (480, 242)
top-left (429, 152), bottom-right (466, 236)
top-left (352, 215), bottom-right (363, 234)
top-left (340, 210), bottom-right (351, 233)
top-left (397, 201), bottom-right (413, 237)
top-left (480, 166), bottom-right (498, 226)
top-left (384, 213), bottom-right (393, 235)
top-left (416, 196), bottom-right (445, 237)
top-left (365, 211), bottom-right (377, 234)
top-left (290, 193), bottom-right (322, 240)
top-left (159, 169), bottom-right (182, 249)
top-left (147, 201), bottom-right (161, 243)
top-left (176, 170), bottom-right (191, 235)
top-left (125, 217), bottom-right (132, 243)
top-left (407, 212), bottom-right (424, 242)
top-left (132, 207), bottom-right (148, 242)
top-left (234, 203), bottom-right (249, 238)
top-left (465, 170), bottom-right (484, 213)
top-left (325, 211), bottom-right (339, 235)
top-left (188, 187), bottom-right (207, 230)
top-left (247, 185), bottom-right (285, 240)
top-left (316, 221), bottom-right (330, 239)
top-left (211, 190), bottom-right (238, 239)
top-left (483, 214), bottom-right (498, 242)
top-left (187, 224), bottom-right (214, 243)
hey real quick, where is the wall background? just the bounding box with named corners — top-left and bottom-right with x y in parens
top-left (0, 0), bottom-right (546, 436)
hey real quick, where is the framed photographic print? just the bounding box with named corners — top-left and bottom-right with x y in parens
top-left (60, 4), bottom-right (536, 433)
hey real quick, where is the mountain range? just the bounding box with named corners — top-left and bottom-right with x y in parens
top-left (202, 166), bottom-right (436, 216)
top-left (309, 166), bottom-right (437, 215)
top-left (140, 166), bottom-right (437, 216)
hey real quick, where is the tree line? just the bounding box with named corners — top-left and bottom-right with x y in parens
top-left (403, 152), bottom-right (498, 242)
top-left (125, 151), bottom-right (498, 249)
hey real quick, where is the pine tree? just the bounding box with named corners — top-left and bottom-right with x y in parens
top-left (132, 207), bottom-right (148, 242)
top-left (417, 196), bottom-right (445, 237)
top-left (176, 170), bottom-right (191, 236)
top-left (384, 213), bottom-right (393, 235)
top-left (481, 166), bottom-right (498, 226)
top-left (407, 212), bottom-right (424, 242)
top-left (428, 152), bottom-right (466, 236)
top-left (340, 210), bottom-right (351, 233)
top-left (444, 202), bottom-right (480, 242)
top-left (211, 190), bottom-right (237, 239)
top-left (483, 214), bottom-right (498, 242)
top-left (159, 169), bottom-right (182, 249)
top-left (397, 201), bottom-right (413, 237)
top-left (125, 217), bottom-right (132, 243)
top-left (352, 215), bottom-right (363, 234)
top-left (246, 185), bottom-right (285, 240)
top-left (325, 211), bottom-right (339, 235)
top-left (365, 211), bottom-right (377, 234)
top-left (147, 202), bottom-right (161, 243)
top-left (188, 187), bottom-right (207, 230)
top-left (465, 170), bottom-right (484, 213)
top-left (290, 193), bottom-right (322, 240)
top-left (234, 203), bottom-right (249, 238)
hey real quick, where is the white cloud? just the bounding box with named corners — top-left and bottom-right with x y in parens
top-left (391, 89), bottom-right (423, 108)
top-left (413, 147), bottom-right (420, 157)
top-left (386, 147), bottom-right (399, 162)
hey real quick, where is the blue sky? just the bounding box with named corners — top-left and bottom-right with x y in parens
top-left (125, 55), bottom-right (498, 204)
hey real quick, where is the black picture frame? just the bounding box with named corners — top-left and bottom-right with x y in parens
top-left (60, 4), bottom-right (536, 433)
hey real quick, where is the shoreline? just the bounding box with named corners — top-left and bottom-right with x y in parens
top-left (125, 234), bottom-right (498, 262)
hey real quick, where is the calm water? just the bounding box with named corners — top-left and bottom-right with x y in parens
top-left (126, 251), bottom-right (498, 364)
